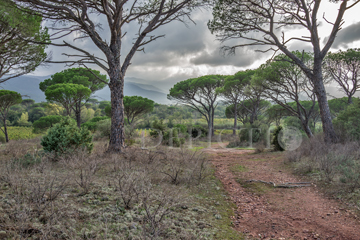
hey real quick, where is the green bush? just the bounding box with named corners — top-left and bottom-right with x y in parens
top-left (239, 121), bottom-right (268, 145)
top-left (12, 152), bottom-right (43, 168)
top-left (0, 134), bottom-right (5, 143)
top-left (190, 124), bottom-right (208, 138)
top-left (96, 119), bottom-right (111, 138)
top-left (33, 115), bottom-right (64, 133)
top-left (174, 124), bottom-right (188, 134)
top-left (333, 101), bottom-right (360, 141)
top-left (82, 116), bottom-right (109, 132)
top-left (150, 120), bottom-right (187, 147)
top-left (272, 125), bottom-right (284, 151)
top-left (41, 117), bottom-right (93, 157)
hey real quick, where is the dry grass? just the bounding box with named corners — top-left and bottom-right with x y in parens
top-left (286, 135), bottom-right (360, 204)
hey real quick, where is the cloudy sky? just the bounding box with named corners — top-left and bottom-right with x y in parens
top-left (31, 1), bottom-right (360, 93)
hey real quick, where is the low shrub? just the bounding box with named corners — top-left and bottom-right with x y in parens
top-left (333, 101), bottom-right (360, 141)
top-left (32, 115), bottom-right (64, 133)
top-left (41, 117), bottom-right (93, 157)
top-left (82, 116), bottom-right (109, 132)
top-left (272, 125), bottom-right (284, 151)
top-left (94, 118), bottom-right (111, 139)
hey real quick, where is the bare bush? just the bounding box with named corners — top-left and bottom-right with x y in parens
top-left (159, 148), bottom-right (210, 185)
top-left (1, 138), bottom-right (41, 159)
top-left (287, 135), bottom-right (360, 193)
top-left (113, 168), bottom-right (149, 209)
top-left (60, 149), bottom-right (101, 195)
top-left (137, 184), bottom-right (182, 239)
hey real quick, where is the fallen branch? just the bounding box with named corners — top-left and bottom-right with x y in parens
top-left (245, 179), bottom-right (312, 188)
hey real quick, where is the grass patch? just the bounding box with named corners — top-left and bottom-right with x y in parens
top-left (236, 178), bottom-right (274, 196)
top-left (191, 146), bottom-right (205, 151)
top-left (230, 164), bottom-right (248, 173)
top-left (0, 126), bottom-right (40, 142)
top-left (194, 169), bottom-right (245, 240)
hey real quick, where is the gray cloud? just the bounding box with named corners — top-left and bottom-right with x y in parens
top-left (323, 22), bottom-right (360, 49)
top-left (190, 48), bottom-right (260, 67)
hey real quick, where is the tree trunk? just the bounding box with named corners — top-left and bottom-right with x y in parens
top-left (301, 119), bottom-right (314, 138)
top-left (75, 110), bottom-right (81, 128)
top-left (3, 119), bottom-right (9, 143)
top-left (207, 111), bottom-right (212, 138)
top-left (75, 103), bottom-right (81, 128)
top-left (233, 102), bottom-right (238, 135)
top-left (211, 107), bottom-right (215, 136)
top-left (108, 75), bottom-right (125, 152)
top-left (312, 72), bottom-right (338, 143)
top-left (348, 95), bottom-right (353, 104)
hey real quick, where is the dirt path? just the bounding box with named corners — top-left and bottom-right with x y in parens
top-left (203, 147), bottom-right (360, 240)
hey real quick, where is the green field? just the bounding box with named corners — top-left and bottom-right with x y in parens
top-left (0, 126), bottom-right (40, 142)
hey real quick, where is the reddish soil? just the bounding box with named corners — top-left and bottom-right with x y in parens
top-left (203, 147), bottom-right (360, 240)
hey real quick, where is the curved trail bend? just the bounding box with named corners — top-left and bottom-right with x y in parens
top-left (203, 147), bottom-right (360, 240)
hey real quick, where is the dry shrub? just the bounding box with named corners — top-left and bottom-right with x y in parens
top-left (159, 148), bottom-right (210, 185)
top-left (254, 140), bottom-right (266, 153)
top-left (287, 135), bottom-right (360, 193)
top-left (1, 138), bottom-right (41, 159)
top-left (113, 168), bottom-right (149, 209)
top-left (138, 184), bottom-right (182, 239)
top-left (60, 149), bottom-right (101, 195)
top-left (0, 156), bottom-right (69, 239)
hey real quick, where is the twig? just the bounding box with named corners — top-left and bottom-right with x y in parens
top-left (245, 179), bottom-right (312, 188)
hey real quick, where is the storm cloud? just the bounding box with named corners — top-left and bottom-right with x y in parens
top-left (324, 22), bottom-right (360, 48)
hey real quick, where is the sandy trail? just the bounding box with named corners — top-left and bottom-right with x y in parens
top-left (203, 146), bottom-right (360, 240)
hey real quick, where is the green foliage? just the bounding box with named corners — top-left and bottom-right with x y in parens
top-left (333, 101), bottom-right (360, 141)
top-left (226, 100), bottom-right (270, 124)
top-left (0, 126), bottom-right (39, 140)
top-left (168, 75), bottom-right (224, 135)
top-left (45, 83), bottom-right (92, 114)
top-left (95, 119), bottom-right (111, 138)
top-left (272, 126), bottom-right (284, 151)
top-left (191, 124), bottom-right (208, 138)
top-left (328, 97), bottom-right (360, 118)
top-left (150, 119), bottom-right (167, 137)
top-left (104, 105), bottom-right (111, 117)
top-left (239, 121), bottom-right (268, 145)
top-left (0, 90), bottom-right (22, 141)
top-left (17, 112), bottom-right (32, 126)
top-left (82, 116), bottom-right (109, 132)
top-left (0, 90), bottom-right (22, 111)
top-left (174, 124), bottom-right (187, 134)
top-left (266, 104), bottom-right (290, 125)
top-left (149, 120), bottom-right (188, 147)
top-left (0, 0), bottom-right (49, 82)
top-left (40, 67), bottom-right (108, 92)
top-left (28, 106), bottom-right (46, 123)
top-left (41, 117), bottom-right (93, 156)
top-left (12, 152), bottom-right (43, 168)
top-left (338, 158), bottom-right (360, 192)
top-left (33, 115), bottom-right (64, 133)
top-left (124, 96), bottom-right (154, 124)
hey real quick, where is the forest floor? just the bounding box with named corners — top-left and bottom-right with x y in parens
top-left (203, 145), bottom-right (360, 240)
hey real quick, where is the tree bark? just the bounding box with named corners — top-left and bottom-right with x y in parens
top-left (312, 71), bottom-right (338, 143)
top-left (211, 106), bottom-right (215, 136)
top-left (233, 102), bottom-right (238, 135)
top-left (75, 102), bottom-right (81, 128)
top-left (300, 119), bottom-right (314, 138)
top-left (3, 119), bottom-right (9, 142)
top-left (108, 75), bottom-right (125, 152)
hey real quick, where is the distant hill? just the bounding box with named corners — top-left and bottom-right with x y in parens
top-left (0, 75), bottom-right (171, 104)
